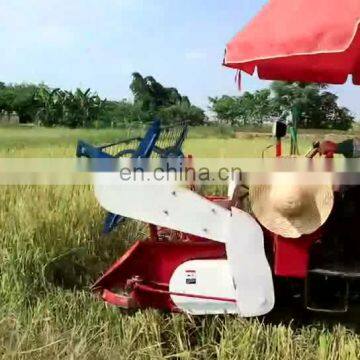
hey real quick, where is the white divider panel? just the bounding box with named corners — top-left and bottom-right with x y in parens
top-left (94, 173), bottom-right (230, 243)
top-left (225, 207), bottom-right (274, 316)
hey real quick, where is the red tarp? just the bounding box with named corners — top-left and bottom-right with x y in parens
top-left (224, 0), bottom-right (360, 84)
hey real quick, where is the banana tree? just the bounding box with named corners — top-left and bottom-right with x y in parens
top-left (35, 86), bottom-right (64, 126)
top-left (62, 88), bottom-right (104, 128)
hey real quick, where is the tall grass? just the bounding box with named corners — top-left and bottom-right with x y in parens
top-left (1, 127), bottom-right (360, 359)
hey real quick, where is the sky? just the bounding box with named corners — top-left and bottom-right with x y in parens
top-left (1, 0), bottom-right (360, 117)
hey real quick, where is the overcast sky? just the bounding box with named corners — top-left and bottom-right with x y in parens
top-left (1, 0), bottom-right (359, 117)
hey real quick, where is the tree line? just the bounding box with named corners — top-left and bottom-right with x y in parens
top-left (0, 73), bottom-right (206, 128)
top-left (209, 82), bottom-right (354, 130)
top-left (0, 76), bottom-right (355, 130)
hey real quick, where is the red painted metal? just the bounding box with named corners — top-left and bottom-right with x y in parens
top-left (93, 237), bottom-right (226, 311)
top-left (276, 139), bottom-right (282, 158)
top-left (272, 230), bottom-right (322, 278)
top-left (102, 289), bottom-right (138, 309)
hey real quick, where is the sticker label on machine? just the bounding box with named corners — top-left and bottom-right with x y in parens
top-left (169, 260), bottom-right (238, 315)
top-left (185, 270), bottom-right (197, 284)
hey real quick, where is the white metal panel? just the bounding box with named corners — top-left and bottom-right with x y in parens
top-left (225, 207), bottom-right (275, 317)
top-left (169, 260), bottom-right (238, 315)
top-left (94, 173), bottom-right (230, 243)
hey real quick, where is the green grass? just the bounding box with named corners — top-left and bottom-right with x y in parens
top-left (1, 126), bottom-right (360, 359)
top-left (0, 125), bottom-right (309, 157)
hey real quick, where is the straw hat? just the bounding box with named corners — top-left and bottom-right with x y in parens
top-left (249, 174), bottom-right (334, 238)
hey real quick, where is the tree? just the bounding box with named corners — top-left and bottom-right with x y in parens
top-left (130, 73), bottom-right (189, 111)
top-left (316, 91), bottom-right (353, 130)
top-left (241, 89), bottom-right (280, 125)
top-left (209, 89), bottom-right (280, 126)
top-left (0, 87), bottom-right (16, 113)
top-left (61, 89), bottom-right (104, 128)
top-left (1, 75), bottom-right (206, 128)
top-left (157, 103), bottom-right (206, 126)
top-left (271, 82), bottom-right (354, 130)
top-left (35, 86), bottom-right (64, 126)
top-left (130, 72), bottom-right (205, 125)
top-left (208, 95), bottom-right (241, 126)
top-left (98, 100), bottom-right (151, 127)
top-left (11, 85), bottom-right (40, 123)
top-left (210, 82), bottom-right (354, 130)
top-left (35, 86), bottom-right (105, 128)
top-left (0, 84), bottom-right (40, 123)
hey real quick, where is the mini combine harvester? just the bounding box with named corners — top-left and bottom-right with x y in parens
top-left (77, 0), bottom-right (360, 317)
top-left (78, 119), bottom-right (274, 317)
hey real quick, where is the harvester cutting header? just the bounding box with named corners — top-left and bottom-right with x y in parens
top-left (77, 0), bottom-right (360, 316)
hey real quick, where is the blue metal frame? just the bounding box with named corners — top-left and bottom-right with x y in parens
top-left (76, 120), bottom-right (161, 159)
top-left (77, 119), bottom-right (161, 233)
top-left (76, 119), bottom-right (188, 234)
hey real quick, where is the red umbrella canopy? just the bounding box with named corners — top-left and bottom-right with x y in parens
top-left (224, 0), bottom-right (360, 85)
